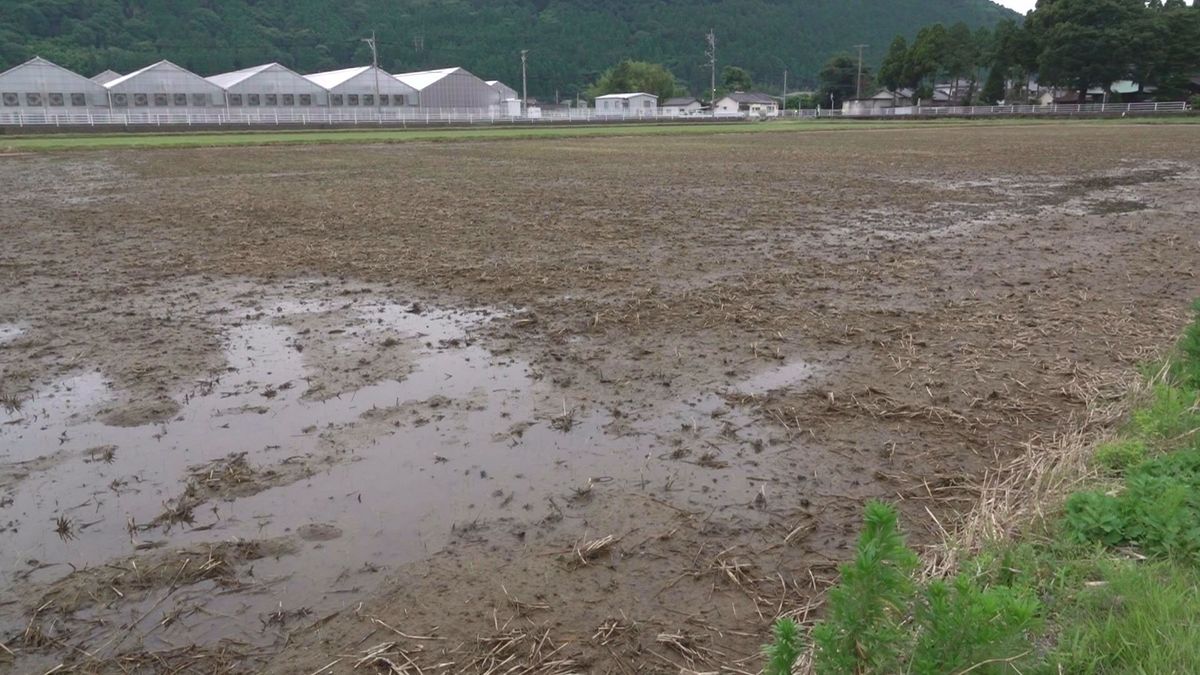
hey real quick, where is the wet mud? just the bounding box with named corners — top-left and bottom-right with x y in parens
top-left (1, 123), bottom-right (1198, 673)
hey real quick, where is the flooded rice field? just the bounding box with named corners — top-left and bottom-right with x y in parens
top-left (1, 122), bottom-right (1199, 673)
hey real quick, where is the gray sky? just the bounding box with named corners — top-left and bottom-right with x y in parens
top-left (995, 0), bottom-right (1036, 13)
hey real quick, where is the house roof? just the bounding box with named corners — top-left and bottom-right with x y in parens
top-left (205, 62), bottom-right (304, 89)
top-left (91, 69), bottom-right (122, 84)
top-left (663, 97), bottom-right (700, 106)
top-left (393, 67), bottom-right (464, 91)
top-left (867, 89), bottom-right (914, 100)
top-left (721, 92), bottom-right (776, 104)
top-left (594, 92), bottom-right (656, 100)
top-left (103, 60), bottom-right (213, 89)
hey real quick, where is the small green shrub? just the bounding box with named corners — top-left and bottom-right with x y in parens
top-left (811, 502), bottom-right (921, 667)
top-left (763, 618), bottom-right (803, 675)
top-left (805, 503), bottom-right (1039, 674)
top-left (911, 575), bottom-right (1039, 673)
top-left (1131, 383), bottom-right (1199, 441)
top-left (812, 501), bottom-right (917, 674)
top-left (1191, 94), bottom-right (1200, 111)
top-left (1094, 438), bottom-right (1147, 473)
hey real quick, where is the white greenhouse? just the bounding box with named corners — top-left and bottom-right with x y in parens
top-left (0, 57), bottom-right (109, 111)
top-left (103, 60), bottom-right (226, 110)
top-left (304, 66), bottom-right (416, 108)
top-left (91, 70), bottom-right (122, 85)
top-left (394, 68), bottom-right (500, 110)
top-left (487, 80), bottom-right (519, 102)
top-left (207, 63), bottom-right (328, 109)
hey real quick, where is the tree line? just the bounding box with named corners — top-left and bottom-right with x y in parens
top-left (0, 0), bottom-right (1013, 99)
top-left (870, 0), bottom-right (1200, 107)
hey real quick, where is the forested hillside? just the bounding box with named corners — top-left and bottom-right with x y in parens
top-left (0, 0), bottom-right (1015, 97)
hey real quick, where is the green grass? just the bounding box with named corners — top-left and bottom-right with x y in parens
top-left (0, 119), bottom-right (948, 152)
top-left (1050, 560), bottom-right (1200, 674)
top-left (2, 115), bottom-right (1198, 153)
top-left (768, 300), bottom-right (1200, 674)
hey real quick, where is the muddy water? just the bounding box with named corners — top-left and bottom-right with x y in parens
top-left (0, 322), bottom-right (24, 344)
top-left (0, 289), bottom-right (792, 650)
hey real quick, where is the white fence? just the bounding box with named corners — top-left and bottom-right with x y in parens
top-left (0, 100), bottom-right (1190, 128)
top-left (0, 107), bottom-right (710, 128)
top-left (836, 100), bottom-right (1190, 118)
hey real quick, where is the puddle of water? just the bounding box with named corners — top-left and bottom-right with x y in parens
top-left (734, 360), bottom-right (822, 395)
top-left (0, 296), bottom-right (771, 650)
top-left (0, 322), bottom-right (26, 344)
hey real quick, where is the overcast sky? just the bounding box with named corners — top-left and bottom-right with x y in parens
top-left (995, 0), bottom-right (1036, 13)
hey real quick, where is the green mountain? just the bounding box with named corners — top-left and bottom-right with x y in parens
top-left (0, 0), bottom-right (1017, 97)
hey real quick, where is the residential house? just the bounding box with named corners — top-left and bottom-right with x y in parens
top-left (593, 92), bottom-right (658, 115)
top-left (713, 92), bottom-right (778, 117)
top-left (662, 96), bottom-right (703, 116)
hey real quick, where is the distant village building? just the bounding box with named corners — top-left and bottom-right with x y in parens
top-left (207, 63), bottom-right (329, 108)
top-left (304, 66), bottom-right (417, 108)
top-left (593, 92), bottom-right (658, 115)
top-left (103, 60), bottom-right (227, 109)
top-left (0, 56), bottom-right (109, 111)
top-left (662, 96), bottom-right (703, 116)
top-left (843, 89), bottom-right (912, 114)
top-left (713, 92), bottom-right (778, 117)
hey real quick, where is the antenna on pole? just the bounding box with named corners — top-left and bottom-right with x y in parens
top-left (520, 49), bottom-right (529, 115)
top-left (854, 44), bottom-right (868, 100)
top-left (705, 30), bottom-right (717, 111)
top-left (363, 31), bottom-right (381, 113)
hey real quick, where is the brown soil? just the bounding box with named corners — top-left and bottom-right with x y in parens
top-left (1, 122), bottom-right (1198, 673)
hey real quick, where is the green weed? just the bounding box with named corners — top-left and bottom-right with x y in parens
top-left (1169, 298), bottom-right (1200, 393)
top-left (1065, 447), bottom-right (1200, 560)
top-left (1093, 438), bottom-right (1148, 474)
top-left (1130, 382), bottom-right (1198, 442)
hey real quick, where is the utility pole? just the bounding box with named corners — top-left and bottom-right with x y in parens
top-left (705, 30), bottom-right (717, 111)
top-left (782, 68), bottom-right (788, 114)
top-left (363, 31), bottom-right (381, 114)
top-left (854, 44), bottom-right (868, 100)
top-left (520, 49), bottom-right (529, 115)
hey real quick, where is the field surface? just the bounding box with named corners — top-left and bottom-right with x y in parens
top-left (0, 122), bottom-right (1198, 673)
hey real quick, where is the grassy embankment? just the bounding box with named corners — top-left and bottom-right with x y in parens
top-left (767, 301), bottom-right (1200, 674)
top-left (1, 115), bottom-right (1197, 152)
